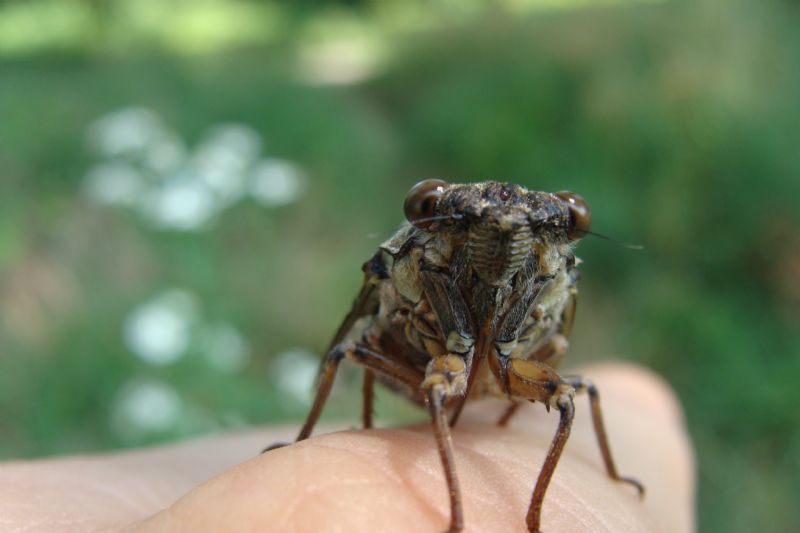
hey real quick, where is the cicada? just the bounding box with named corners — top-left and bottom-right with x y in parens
top-left (271, 180), bottom-right (643, 532)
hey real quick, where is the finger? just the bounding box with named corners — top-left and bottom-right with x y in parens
top-left (134, 363), bottom-right (693, 532)
top-left (0, 429), bottom-right (296, 531)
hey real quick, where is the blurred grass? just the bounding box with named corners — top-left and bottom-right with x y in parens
top-left (1, 0), bottom-right (799, 531)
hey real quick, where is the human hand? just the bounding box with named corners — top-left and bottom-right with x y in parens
top-left (0, 363), bottom-right (693, 532)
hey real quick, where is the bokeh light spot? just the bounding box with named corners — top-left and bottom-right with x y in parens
top-left (111, 378), bottom-right (183, 440)
top-left (123, 289), bottom-right (198, 365)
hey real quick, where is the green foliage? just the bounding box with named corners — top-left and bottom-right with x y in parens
top-left (1, 1), bottom-right (799, 531)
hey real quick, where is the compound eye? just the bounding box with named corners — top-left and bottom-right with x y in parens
top-left (404, 179), bottom-right (448, 229)
top-left (555, 191), bottom-right (591, 240)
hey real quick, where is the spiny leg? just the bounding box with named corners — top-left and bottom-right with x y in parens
top-left (565, 376), bottom-right (645, 495)
top-left (362, 369), bottom-right (375, 429)
top-left (427, 385), bottom-right (463, 533)
top-left (501, 358), bottom-right (577, 533)
top-left (422, 355), bottom-right (468, 533)
top-left (449, 312), bottom-right (494, 428)
top-left (527, 393), bottom-right (573, 533)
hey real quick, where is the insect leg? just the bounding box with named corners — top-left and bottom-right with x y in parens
top-left (294, 343), bottom-right (347, 441)
top-left (528, 392), bottom-right (573, 533)
top-left (500, 358), bottom-right (576, 533)
top-left (362, 369), bottom-right (375, 429)
top-left (564, 376), bottom-right (645, 495)
top-left (421, 355), bottom-right (468, 533)
top-left (296, 342), bottom-right (424, 442)
top-left (419, 270), bottom-right (476, 429)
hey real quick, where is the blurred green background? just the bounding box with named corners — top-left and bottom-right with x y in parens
top-left (1, 0), bottom-right (798, 531)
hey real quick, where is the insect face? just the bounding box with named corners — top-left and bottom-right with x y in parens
top-left (404, 180), bottom-right (590, 287)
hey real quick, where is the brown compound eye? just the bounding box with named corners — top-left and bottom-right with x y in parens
top-left (555, 191), bottom-right (591, 240)
top-left (404, 179), bottom-right (448, 228)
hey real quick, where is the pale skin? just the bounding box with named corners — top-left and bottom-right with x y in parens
top-left (0, 364), bottom-right (694, 533)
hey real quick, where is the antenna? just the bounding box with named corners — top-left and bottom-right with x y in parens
top-left (583, 230), bottom-right (644, 250)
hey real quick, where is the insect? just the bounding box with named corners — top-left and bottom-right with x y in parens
top-left (269, 180), bottom-right (643, 532)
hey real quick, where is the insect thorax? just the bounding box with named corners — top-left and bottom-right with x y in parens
top-left (364, 222), bottom-right (579, 399)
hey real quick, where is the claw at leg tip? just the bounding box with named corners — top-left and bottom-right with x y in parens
top-left (620, 476), bottom-right (646, 498)
top-left (262, 442), bottom-right (289, 454)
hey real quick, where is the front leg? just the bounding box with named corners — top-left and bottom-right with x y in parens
top-left (419, 269), bottom-right (479, 429)
top-left (502, 358), bottom-right (575, 533)
top-left (419, 269), bottom-right (475, 356)
top-left (421, 354), bottom-right (468, 533)
top-left (502, 359), bottom-right (643, 532)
